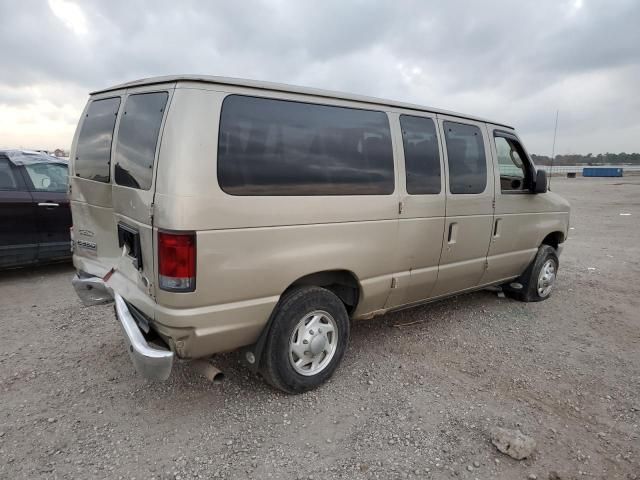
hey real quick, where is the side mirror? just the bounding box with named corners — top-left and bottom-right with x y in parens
top-left (533, 170), bottom-right (548, 193)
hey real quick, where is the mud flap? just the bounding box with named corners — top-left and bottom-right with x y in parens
top-left (240, 305), bottom-right (279, 374)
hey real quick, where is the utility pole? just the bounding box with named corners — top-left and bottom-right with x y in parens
top-left (549, 110), bottom-right (559, 190)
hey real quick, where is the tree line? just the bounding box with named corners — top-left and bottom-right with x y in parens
top-left (531, 152), bottom-right (640, 166)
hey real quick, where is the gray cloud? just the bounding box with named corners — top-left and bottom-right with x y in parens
top-left (0, 0), bottom-right (639, 153)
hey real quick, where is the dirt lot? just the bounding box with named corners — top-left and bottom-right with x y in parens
top-left (1, 177), bottom-right (639, 480)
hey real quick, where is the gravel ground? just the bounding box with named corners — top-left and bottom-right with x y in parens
top-left (1, 177), bottom-right (639, 480)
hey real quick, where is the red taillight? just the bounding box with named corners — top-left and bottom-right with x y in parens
top-left (158, 231), bottom-right (196, 292)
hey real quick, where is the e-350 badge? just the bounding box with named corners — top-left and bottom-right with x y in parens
top-left (76, 239), bottom-right (97, 253)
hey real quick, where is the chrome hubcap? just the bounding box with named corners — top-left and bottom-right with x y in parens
top-left (289, 310), bottom-right (337, 376)
top-left (537, 259), bottom-right (557, 297)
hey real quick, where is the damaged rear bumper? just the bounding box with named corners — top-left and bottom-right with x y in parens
top-left (72, 274), bottom-right (174, 381)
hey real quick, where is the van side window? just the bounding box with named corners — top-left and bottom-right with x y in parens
top-left (114, 92), bottom-right (168, 190)
top-left (443, 121), bottom-right (486, 194)
top-left (75, 97), bottom-right (121, 182)
top-left (400, 115), bottom-right (441, 194)
top-left (217, 95), bottom-right (395, 195)
top-left (494, 135), bottom-right (530, 192)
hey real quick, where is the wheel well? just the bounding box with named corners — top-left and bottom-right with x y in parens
top-left (286, 270), bottom-right (361, 315)
top-left (541, 231), bottom-right (565, 250)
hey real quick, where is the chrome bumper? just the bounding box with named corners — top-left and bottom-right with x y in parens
top-left (72, 274), bottom-right (174, 381)
top-left (113, 293), bottom-right (174, 381)
top-left (72, 274), bottom-right (114, 306)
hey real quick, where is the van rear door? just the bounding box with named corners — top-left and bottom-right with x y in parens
top-left (70, 84), bottom-right (174, 315)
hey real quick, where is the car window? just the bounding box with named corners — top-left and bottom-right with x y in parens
top-left (400, 115), bottom-right (441, 194)
top-left (443, 121), bottom-right (487, 194)
top-left (23, 162), bottom-right (68, 193)
top-left (0, 158), bottom-right (21, 191)
top-left (218, 95), bottom-right (395, 195)
top-left (114, 92), bottom-right (169, 190)
top-left (495, 136), bottom-right (529, 192)
top-left (75, 97), bottom-right (121, 182)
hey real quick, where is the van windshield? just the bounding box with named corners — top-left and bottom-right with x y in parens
top-left (114, 92), bottom-right (168, 190)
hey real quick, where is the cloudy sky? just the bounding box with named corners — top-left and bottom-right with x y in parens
top-left (1, 0), bottom-right (639, 154)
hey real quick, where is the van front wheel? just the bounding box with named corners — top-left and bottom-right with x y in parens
top-left (261, 286), bottom-right (350, 394)
top-left (505, 244), bottom-right (559, 302)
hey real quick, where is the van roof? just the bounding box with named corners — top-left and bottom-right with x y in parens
top-left (91, 75), bottom-right (514, 129)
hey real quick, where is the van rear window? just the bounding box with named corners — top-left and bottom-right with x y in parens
top-left (217, 95), bottom-right (394, 195)
top-left (75, 97), bottom-right (120, 182)
top-left (114, 92), bottom-right (168, 190)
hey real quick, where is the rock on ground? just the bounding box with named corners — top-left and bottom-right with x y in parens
top-left (490, 427), bottom-right (536, 460)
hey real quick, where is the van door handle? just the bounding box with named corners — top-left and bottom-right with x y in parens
top-left (447, 222), bottom-right (458, 244)
top-left (493, 218), bottom-right (502, 238)
top-left (38, 202), bottom-right (59, 208)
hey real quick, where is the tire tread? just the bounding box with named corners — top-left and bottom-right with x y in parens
top-left (505, 244), bottom-right (559, 302)
top-left (261, 286), bottom-right (349, 394)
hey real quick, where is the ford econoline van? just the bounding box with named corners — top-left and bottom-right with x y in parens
top-left (70, 76), bottom-right (570, 393)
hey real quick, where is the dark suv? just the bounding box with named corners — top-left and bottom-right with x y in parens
top-left (0, 150), bottom-right (71, 268)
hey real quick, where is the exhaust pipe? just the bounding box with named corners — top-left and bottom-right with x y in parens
top-left (193, 359), bottom-right (224, 384)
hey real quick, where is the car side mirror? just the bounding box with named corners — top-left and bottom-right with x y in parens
top-left (533, 170), bottom-right (548, 193)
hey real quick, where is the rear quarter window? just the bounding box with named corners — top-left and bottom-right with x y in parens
top-left (217, 95), bottom-right (395, 195)
top-left (114, 92), bottom-right (169, 190)
top-left (23, 162), bottom-right (68, 192)
top-left (75, 97), bottom-right (121, 182)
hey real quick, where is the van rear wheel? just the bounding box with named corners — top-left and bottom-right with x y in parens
top-left (261, 286), bottom-right (350, 394)
top-left (504, 244), bottom-right (559, 302)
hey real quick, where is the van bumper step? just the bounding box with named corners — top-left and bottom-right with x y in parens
top-left (72, 274), bottom-right (174, 381)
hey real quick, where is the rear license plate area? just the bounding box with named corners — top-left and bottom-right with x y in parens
top-left (117, 223), bottom-right (143, 270)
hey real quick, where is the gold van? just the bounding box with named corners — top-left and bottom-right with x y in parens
top-left (70, 76), bottom-right (570, 393)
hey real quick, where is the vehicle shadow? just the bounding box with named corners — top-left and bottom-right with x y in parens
top-left (202, 289), bottom-right (506, 395)
top-left (0, 261), bottom-right (75, 283)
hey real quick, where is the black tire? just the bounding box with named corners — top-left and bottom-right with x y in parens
top-left (261, 286), bottom-right (350, 394)
top-left (504, 245), bottom-right (559, 302)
